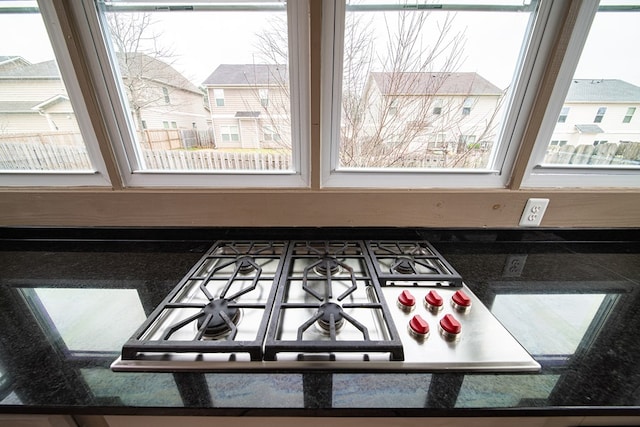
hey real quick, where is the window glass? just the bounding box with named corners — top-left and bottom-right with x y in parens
top-left (539, 4), bottom-right (640, 169)
top-left (331, 0), bottom-right (538, 172)
top-left (0, 2), bottom-right (100, 176)
top-left (93, 0), bottom-right (303, 177)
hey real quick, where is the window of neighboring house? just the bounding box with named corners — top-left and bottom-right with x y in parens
top-left (550, 140), bottom-right (568, 147)
top-left (459, 135), bottom-right (477, 147)
top-left (432, 99), bottom-right (443, 115)
top-left (162, 86), bottom-right (170, 104)
top-left (221, 125), bottom-right (239, 142)
top-left (71, 0), bottom-right (309, 187)
top-left (0, 1), bottom-right (109, 186)
top-left (263, 125), bottom-right (281, 142)
top-left (214, 89), bottom-right (225, 107)
top-left (593, 106), bottom-right (606, 123)
top-left (558, 106), bottom-right (569, 123)
top-left (388, 99), bottom-right (397, 115)
top-left (141, 120), bottom-right (147, 129)
top-left (259, 89), bottom-right (269, 107)
top-left (321, 0), bottom-right (558, 187)
top-left (623, 107), bottom-right (636, 123)
top-left (461, 97), bottom-right (474, 116)
top-left (523, 2), bottom-right (640, 188)
top-left (162, 121), bottom-right (169, 129)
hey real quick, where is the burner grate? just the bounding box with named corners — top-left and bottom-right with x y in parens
top-left (263, 241), bottom-right (404, 361)
top-left (120, 241), bottom-right (288, 361)
top-left (366, 241), bottom-right (463, 286)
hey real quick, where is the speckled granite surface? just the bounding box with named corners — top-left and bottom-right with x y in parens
top-left (0, 228), bottom-right (638, 416)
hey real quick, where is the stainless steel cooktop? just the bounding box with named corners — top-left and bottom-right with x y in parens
top-left (111, 240), bottom-right (540, 372)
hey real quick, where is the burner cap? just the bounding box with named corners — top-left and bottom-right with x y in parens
top-left (235, 256), bottom-right (256, 274)
top-left (197, 299), bottom-right (240, 337)
top-left (313, 256), bottom-right (341, 276)
top-left (392, 256), bottom-right (416, 274)
top-left (316, 302), bottom-right (345, 333)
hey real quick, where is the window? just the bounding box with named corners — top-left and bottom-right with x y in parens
top-left (214, 89), bottom-right (225, 107)
top-left (162, 86), bottom-right (170, 104)
top-left (461, 97), bottom-right (474, 116)
top-left (593, 106), bottom-right (606, 123)
top-left (221, 125), bottom-right (239, 142)
top-left (259, 88), bottom-right (269, 107)
top-left (322, 0), bottom-right (560, 187)
top-left (523, 2), bottom-right (640, 188)
top-left (558, 106), bottom-right (569, 123)
top-left (0, 1), bottom-right (109, 186)
top-left (72, 0), bottom-right (309, 187)
top-left (263, 125), bottom-right (281, 142)
top-left (432, 99), bottom-right (443, 115)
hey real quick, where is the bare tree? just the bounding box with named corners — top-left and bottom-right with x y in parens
top-left (105, 13), bottom-right (193, 144)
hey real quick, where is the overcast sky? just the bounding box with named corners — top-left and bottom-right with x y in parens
top-left (1, 4), bottom-right (638, 89)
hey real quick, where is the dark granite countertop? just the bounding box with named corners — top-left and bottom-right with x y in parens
top-left (0, 228), bottom-right (639, 417)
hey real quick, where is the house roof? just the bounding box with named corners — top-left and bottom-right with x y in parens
top-left (203, 64), bottom-right (288, 87)
top-left (0, 59), bottom-right (59, 79)
top-left (566, 79), bottom-right (640, 103)
top-left (115, 52), bottom-right (201, 94)
top-left (0, 53), bottom-right (200, 93)
top-left (369, 72), bottom-right (503, 96)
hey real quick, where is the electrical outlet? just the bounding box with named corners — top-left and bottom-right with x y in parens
top-left (519, 198), bottom-right (549, 227)
top-left (503, 254), bottom-right (527, 277)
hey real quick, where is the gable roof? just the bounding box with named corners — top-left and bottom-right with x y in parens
top-left (203, 64), bottom-right (288, 86)
top-left (115, 52), bottom-right (200, 94)
top-left (565, 79), bottom-right (640, 103)
top-left (0, 59), bottom-right (60, 79)
top-left (0, 53), bottom-right (200, 93)
top-left (369, 72), bottom-right (502, 96)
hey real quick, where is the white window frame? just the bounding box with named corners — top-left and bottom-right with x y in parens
top-left (71, 0), bottom-right (309, 188)
top-left (521, 1), bottom-right (640, 189)
top-left (213, 89), bottom-right (225, 107)
top-left (320, 0), bottom-right (565, 189)
top-left (0, 0), bottom-right (111, 187)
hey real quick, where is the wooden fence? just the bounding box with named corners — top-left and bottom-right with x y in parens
top-left (141, 149), bottom-right (291, 171)
top-left (0, 142), bottom-right (92, 170)
top-left (543, 142), bottom-right (640, 166)
top-left (140, 129), bottom-right (215, 150)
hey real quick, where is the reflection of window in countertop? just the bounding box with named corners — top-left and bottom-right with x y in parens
top-left (491, 293), bottom-right (609, 356)
top-left (23, 288), bottom-right (146, 353)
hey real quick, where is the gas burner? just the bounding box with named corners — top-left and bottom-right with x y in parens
top-left (196, 299), bottom-right (241, 338)
top-left (313, 256), bottom-right (341, 277)
top-left (391, 256), bottom-right (416, 274)
top-left (235, 255), bottom-right (257, 274)
top-left (315, 302), bottom-right (345, 334)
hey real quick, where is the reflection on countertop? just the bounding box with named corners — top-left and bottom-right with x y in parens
top-left (0, 230), bottom-right (639, 416)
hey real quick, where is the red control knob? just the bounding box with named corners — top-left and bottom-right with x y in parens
top-left (451, 290), bottom-right (472, 312)
top-left (439, 314), bottom-right (461, 336)
top-left (409, 315), bottom-right (430, 338)
top-left (397, 289), bottom-right (416, 311)
top-left (424, 290), bottom-right (444, 311)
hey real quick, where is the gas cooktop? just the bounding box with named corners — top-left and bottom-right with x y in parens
top-left (111, 240), bottom-right (540, 372)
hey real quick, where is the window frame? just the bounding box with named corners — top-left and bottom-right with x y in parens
top-left (320, 0), bottom-right (564, 189)
top-left (521, 1), bottom-right (640, 189)
top-left (70, 0), bottom-right (310, 188)
top-left (0, 0), bottom-right (111, 187)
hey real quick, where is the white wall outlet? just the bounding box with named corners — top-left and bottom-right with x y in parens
top-left (519, 198), bottom-right (550, 227)
top-left (503, 254), bottom-right (528, 277)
